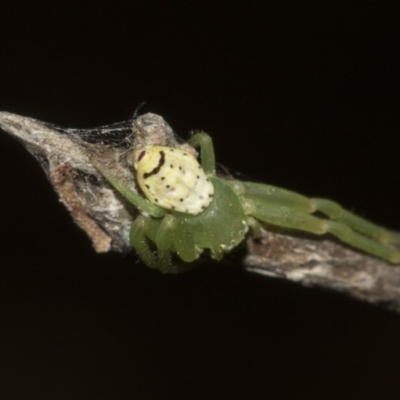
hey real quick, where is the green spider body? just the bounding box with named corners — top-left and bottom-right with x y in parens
top-left (136, 177), bottom-right (248, 264)
top-left (99, 132), bottom-right (400, 273)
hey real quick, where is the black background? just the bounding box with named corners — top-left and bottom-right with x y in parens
top-left (1, 2), bottom-right (400, 399)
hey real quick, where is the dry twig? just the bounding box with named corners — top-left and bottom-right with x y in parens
top-left (2, 111), bottom-right (400, 312)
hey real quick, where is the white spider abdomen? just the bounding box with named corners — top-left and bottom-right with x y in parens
top-left (132, 146), bottom-right (214, 214)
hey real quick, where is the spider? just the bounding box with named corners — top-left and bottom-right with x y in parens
top-left (99, 132), bottom-right (400, 273)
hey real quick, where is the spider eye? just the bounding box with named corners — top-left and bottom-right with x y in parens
top-left (137, 150), bottom-right (146, 162)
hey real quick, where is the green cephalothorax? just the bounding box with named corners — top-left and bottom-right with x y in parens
top-left (99, 131), bottom-right (400, 273)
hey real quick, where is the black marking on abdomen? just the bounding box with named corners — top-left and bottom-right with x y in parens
top-left (143, 150), bottom-right (165, 179)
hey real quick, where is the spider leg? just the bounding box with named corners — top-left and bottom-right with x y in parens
top-left (174, 224), bottom-right (198, 263)
top-left (244, 197), bottom-right (400, 263)
top-left (130, 216), bottom-right (172, 270)
top-left (96, 163), bottom-right (165, 218)
top-left (155, 215), bottom-right (198, 263)
top-left (187, 132), bottom-right (216, 175)
top-left (233, 180), bottom-right (400, 245)
top-left (246, 216), bottom-right (263, 237)
top-left (321, 219), bottom-right (400, 263)
top-left (311, 198), bottom-right (400, 245)
top-left (231, 181), bottom-right (314, 213)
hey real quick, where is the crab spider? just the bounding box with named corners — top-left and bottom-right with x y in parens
top-left (99, 132), bottom-right (400, 273)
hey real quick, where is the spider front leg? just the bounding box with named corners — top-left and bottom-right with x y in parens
top-left (233, 180), bottom-right (400, 244)
top-left (310, 198), bottom-right (400, 245)
top-left (233, 180), bottom-right (400, 264)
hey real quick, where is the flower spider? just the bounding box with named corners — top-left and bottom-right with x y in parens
top-left (99, 132), bottom-right (400, 273)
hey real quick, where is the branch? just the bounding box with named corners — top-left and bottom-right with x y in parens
top-left (245, 228), bottom-right (400, 312)
top-left (2, 111), bottom-right (400, 312)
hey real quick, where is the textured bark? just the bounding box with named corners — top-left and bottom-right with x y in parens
top-left (2, 111), bottom-right (400, 312)
top-left (245, 228), bottom-right (400, 311)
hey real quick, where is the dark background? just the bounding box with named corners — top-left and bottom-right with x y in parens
top-left (1, 2), bottom-right (400, 399)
